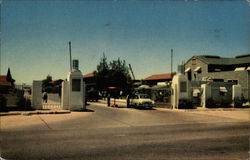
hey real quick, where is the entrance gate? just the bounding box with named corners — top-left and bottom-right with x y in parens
top-left (42, 93), bottom-right (62, 110)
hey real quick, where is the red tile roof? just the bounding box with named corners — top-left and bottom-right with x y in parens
top-left (144, 73), bottom-right (175, 81)
top-left (83, 73), bottom-right (95, 78)
top-left (0, 75), bottom-right (11, 86)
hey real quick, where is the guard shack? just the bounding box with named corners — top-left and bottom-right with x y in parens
top-left (171, 73), bottom-right (190, 109)
top-left (62, 59), bottom-right (86, 111)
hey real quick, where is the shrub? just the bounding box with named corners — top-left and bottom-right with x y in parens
top-left (219, 97), bottom-right (232, 108)
top-left (16, 96), bottom-right (32, 110)
top-left (0, 95), bottom-right (7, 111)
top-left (178, 99), bottom-right (194, 109)
top-left (233, 97), bottom-right (243, 108)
top-left (206, 98), bottom-right (216, 108)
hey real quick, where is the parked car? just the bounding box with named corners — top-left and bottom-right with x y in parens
top-left (129, 93), bottom-right (155, 109)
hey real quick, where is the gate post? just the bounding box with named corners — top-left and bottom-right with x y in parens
top-left (201, 84), bottom-right (211, 108)
top-left (32, 80), bottom-right (43, 109)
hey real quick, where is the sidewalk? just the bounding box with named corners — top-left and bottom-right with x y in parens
top-left (0, 110), bottom-right (71, 116)
top-left (157, 107), bottom-right (250, 121)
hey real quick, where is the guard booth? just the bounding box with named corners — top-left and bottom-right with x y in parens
top-left (171, 73), bottom-right (190, 109)
top-left (61, 59), bottom-right (86, 111)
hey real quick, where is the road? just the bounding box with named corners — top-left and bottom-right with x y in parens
top-left (0, 102), bottom-right (249, 160)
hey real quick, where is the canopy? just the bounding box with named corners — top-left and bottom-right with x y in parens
top-left (194, 66), bottom-right (201, 72)
top-left (219, 87), bottom-right (227, 92)
top-left (184, 67), bottom-right (191, 72)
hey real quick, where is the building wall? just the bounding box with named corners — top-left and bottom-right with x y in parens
top-left (185, 58), bottom-right (250, 101)
top-left (198, 71), bottom-right (249, 100)
top-left (184, 58), bottom-right (208, 81)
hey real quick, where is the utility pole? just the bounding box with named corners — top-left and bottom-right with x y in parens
top-left (171, 48), bottom-right (173, 77)
top-left (129, 64), bottom-right (135, 81)
top-left (69, 41), bottom-right (72, 71)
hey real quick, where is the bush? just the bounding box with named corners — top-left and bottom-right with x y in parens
top-left (206, 98), bottom-right (216, 108)
top-left (178, 99), bottom-right (194, 109)
top-left (0, 95), bottom-right (7, 111)
top-left (16, 96), bottom-right (32, 111)
top-left (233, 97), bottom-right (243, 108)
top-left (219, 97), bottom-right (232, 108)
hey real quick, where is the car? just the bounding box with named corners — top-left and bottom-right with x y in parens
top-left (129, 93), bottom-right (155, 109)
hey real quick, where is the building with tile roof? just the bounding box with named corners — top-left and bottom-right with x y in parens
top-left (0, 68), bottom-right (15, 93)
top-left (144, 73), bottom-right (176, 86)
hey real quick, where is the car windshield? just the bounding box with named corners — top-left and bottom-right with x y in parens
top-left (139, 94), bottom-right (150, 99)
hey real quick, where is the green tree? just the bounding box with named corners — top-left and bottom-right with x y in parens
top-left (42, 75), bottom-right (52, 92)
top-left (94, 54), bottom-right (132, 97)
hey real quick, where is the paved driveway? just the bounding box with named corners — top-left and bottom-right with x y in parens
top-left (0, 102), bottom-right (249, 160)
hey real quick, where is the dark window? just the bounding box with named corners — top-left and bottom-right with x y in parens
top-left (212, 79), bottom-right (224, 82)
top-left (219, 91), bottom-right (226, 96)
top-left (72, 79), bottom-right (81, 91)
top-left (180, 81), bottom-right (187, 92)
top-left (187, 71), bottom-right (192, 80)
top-left (197, 69), bottom-right (202, 74)
top-left (228, 80), bottom-right (238, 84)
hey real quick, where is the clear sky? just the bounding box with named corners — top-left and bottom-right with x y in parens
top-left (1, 0), bottom-right (249, 85)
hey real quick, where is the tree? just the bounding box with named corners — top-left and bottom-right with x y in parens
top-left (42, 75), bottom-right (52, 92)
top-left (94, 54), bottom-right (132, 97)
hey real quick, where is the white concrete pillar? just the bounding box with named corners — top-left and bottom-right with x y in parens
top-left (171, 73), bottom-right (190, 109)
top-left (32, 80), bottom-right (42, 109)
top-left (201, 84), bottom-right (211, 108)
top-left (67, 70), bottom-right (86, 111)
top-left (61, 80), bottom-right (69, 110)
top-left (232, 84), bottom-right (242, 107)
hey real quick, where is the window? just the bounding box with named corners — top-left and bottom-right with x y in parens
top-left (228, 80), bottom-right (238, 84)
top-left (180, 81), bottom-right (187, 92)
top-left (72, 79), bottom-right (81, 91)
top-left (219, 87), bottom-right (227, 96)
top-left (187, 71), bottom-right (192, 80)
top-left (194, 66), bottom-right (202, 74)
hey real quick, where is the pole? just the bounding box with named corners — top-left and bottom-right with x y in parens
top-left (69, 41), bottom-right (72, 71)
top-left (129, 64), bottom-right (135, 81)
top-left (171, 48), bottom-right (173, 77)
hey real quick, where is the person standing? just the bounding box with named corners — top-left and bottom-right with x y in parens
top-left (107, 94), bottom-right (111, 107)
top-left (43, 92), bottom-right (48, 103)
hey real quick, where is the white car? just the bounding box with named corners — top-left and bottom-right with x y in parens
top-left (129, 94), bottom-right (155, 109)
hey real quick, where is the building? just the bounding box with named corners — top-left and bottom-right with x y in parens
top-left (0, 68), bottom-right (15, 93)
top-left (83, 73), bottom-right (96, 91)
top-left (143, 73), bottom-right (176, 86)
top-left (184, 54), bottom-right (250, 100)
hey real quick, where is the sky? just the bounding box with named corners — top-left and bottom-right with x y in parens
top-left (0, 0), bottom-right (249, 85)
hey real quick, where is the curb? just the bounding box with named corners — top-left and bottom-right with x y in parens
top-left (0, 110), bottom-right (71, 116)
top-left (155, 107), bottom-right (250, 112)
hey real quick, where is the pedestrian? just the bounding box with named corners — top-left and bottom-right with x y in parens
top-left (127, 94), bottom-right (131, 108)
top-left (43, 92), bottom-right (48, 103)
top-left (107, 94), bottom-right (111, 107)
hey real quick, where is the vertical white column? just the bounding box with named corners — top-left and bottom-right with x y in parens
top-left (32, 80), bottom-right (42, 109)
top-left (61, 80), bottom-right (69, 110)
top-left (232, 85), bottom-right (242, 107)
top-left (201, 84), bottom-right (211, 108)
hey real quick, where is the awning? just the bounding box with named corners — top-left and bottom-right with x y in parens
top-left (194, 66), bottom-right (201, 72)
top-left (107, 86), bottom-right (121, 90)
top-left (137, 85), bottom-right (150, 89)
top-left (234, 67), bottom-right (245, 71)
top-left (184, 67), bottom-right (191, 72)
top-left (219, 87), bottom-right (227, 92)
top-left (193, 88), bottom-right (200, 94)
top-left (193, 88), bottom-right (200, 97)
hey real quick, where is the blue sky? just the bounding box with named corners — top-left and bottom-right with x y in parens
top-left (1, 0), bottom-right (249, 84)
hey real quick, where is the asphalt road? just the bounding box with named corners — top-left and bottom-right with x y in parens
top-left (0, 103), bottom-right (249, 160)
